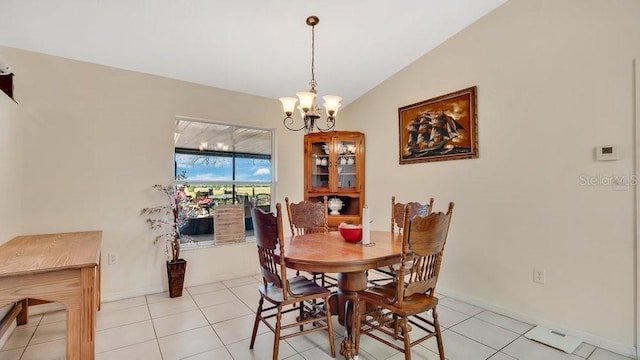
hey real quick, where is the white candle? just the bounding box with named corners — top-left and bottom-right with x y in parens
top-left (362, 205), bottom-right (370, 245)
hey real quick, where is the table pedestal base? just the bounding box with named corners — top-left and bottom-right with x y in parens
top-left (327, 271), bottom-right (367, 360)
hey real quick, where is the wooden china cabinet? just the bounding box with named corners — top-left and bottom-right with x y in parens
top-left (304, 131), bottom-right (365, 227)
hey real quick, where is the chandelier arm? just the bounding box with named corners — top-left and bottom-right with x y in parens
top-left (314, 117), bottom-right (336, 132)
top-left (326, 117), bottom-right (336, 129)
top-left (283, 116), bottom-right (307, 132)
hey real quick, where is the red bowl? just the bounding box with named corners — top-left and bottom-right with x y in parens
top-left (339, 227), bottom-right (362, 243)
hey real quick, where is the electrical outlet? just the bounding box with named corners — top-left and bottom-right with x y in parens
top-left (108, 253), bottom-right (118, 265)
top-left (533, 267), bottom-right (545, 284)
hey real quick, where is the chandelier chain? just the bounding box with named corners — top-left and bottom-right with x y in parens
top-left (280, 15), bottom-right (340, 133)
top-left (310, 23), bottom-right (317, 90)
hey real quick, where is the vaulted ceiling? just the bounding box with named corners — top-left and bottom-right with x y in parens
top-left (1, 0), bottom-right (508, 154)
top-left (0, 0), bottom-right (507, 107)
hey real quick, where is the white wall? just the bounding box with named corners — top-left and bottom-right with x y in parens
top-left (0, 46), bottom-right (306, 301)
top-left (0, 74), bottom-right (22, 243)
top-left (0, 58), bottom-right (22, 351)
top-left (341, 0), bottom-right (640, 355)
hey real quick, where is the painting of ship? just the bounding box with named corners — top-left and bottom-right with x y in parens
top-left (399, 86), bottom-right (478, 164)
top-left (406, 110), bottom-right (466, 155)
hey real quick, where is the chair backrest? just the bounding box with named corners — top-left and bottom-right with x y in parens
top-left (285, 196), bottom-right (329, 236)
top-left (394, 202), bottom-right (454, 305)
top-left (391, 196), bottom-right (434, 233)
top-left (251, 203), bottom-right (291, 299)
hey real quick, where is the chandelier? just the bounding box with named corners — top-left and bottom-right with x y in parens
top-left (280, 16), bottom-right (341, 133)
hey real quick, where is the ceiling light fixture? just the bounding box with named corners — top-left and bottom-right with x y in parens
top-left (280, 16), bottom-right (341, 134)
top-left (215, 142), bottom-right (229, 151)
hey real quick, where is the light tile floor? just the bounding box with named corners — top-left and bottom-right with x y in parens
top-left (0, 273), bottom-right (633, 360)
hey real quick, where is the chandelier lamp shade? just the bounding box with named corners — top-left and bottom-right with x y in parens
top-left (280, 16), bottom-right (341, 133)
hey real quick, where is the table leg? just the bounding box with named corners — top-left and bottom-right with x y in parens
top-left (331, 272), bottom-right (366, 360)
top-left (16, 299), bottom-right (28, 325)
top-left (66, 307), bottom-right (82, 360)
top-left (97, 253), bottom-right (101, 311)
top-left (342, 299), bottom-right (356, 358)
top-left (65, 267), bottom-right (97, 360)
top-left (80, 267), bottom-right (97, 359)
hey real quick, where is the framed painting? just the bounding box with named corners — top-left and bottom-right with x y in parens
top-left (398, 86), bottom-right (478, 164)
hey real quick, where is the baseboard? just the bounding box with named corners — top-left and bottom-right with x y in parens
top-left (99, 271), bottom-right (260, 303)
top-left (437, 286), bottom-right (636, 358)
top-left (100, 285), bottom-right (166, 303)
top-left (190, 270), bottom-right (259, 287)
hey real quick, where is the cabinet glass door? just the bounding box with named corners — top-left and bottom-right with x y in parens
top-left (310, 139), bottom-right (330, 190)
top-left (336, 139), bottom-right (357, 190)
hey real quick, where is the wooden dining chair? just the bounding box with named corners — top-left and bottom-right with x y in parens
top-left (356, 202), bottom-right (454, 360)
top-left (391, 196), bottom-right (434, 233)
top-left (250, 203), bottom-right (336, 360)
top-left (285, 196), bottom-right (337, 289)
top-left (369, 196), bottom-right (435, 285)
top-left (285, 196), bottom-right (329, 235)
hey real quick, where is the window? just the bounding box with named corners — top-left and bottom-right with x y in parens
top-left (174, 118), bottom-right (274, 246)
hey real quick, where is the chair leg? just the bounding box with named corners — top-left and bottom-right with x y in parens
top-left (250, 297), bottom-right (263, 349)
top-left (273, 306), bottom-right (282, 360)
top-left (324, 295), bottom-right (336, 357)
top-left (433, 308), bottom-right (445, 360)
top-left (354, 297), bottom-right (361, 356)
top-left (299, 301), bottom-right (304, 331)
top-left (401, 317), bottom-right (411, 360)
top-left (393, 313), bottom-right (400, 336)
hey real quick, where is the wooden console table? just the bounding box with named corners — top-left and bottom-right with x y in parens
top-left (0, 231), bottom-right (102, 360)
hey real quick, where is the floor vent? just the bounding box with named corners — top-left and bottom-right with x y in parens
top-left (524, 326), bottom-right (582, 353)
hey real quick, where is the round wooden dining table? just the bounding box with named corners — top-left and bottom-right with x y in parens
top-left (283, 230), bottom-right (403, 360)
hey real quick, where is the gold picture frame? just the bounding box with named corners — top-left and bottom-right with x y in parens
top-left (399, 86), bottom-right (478, 164)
